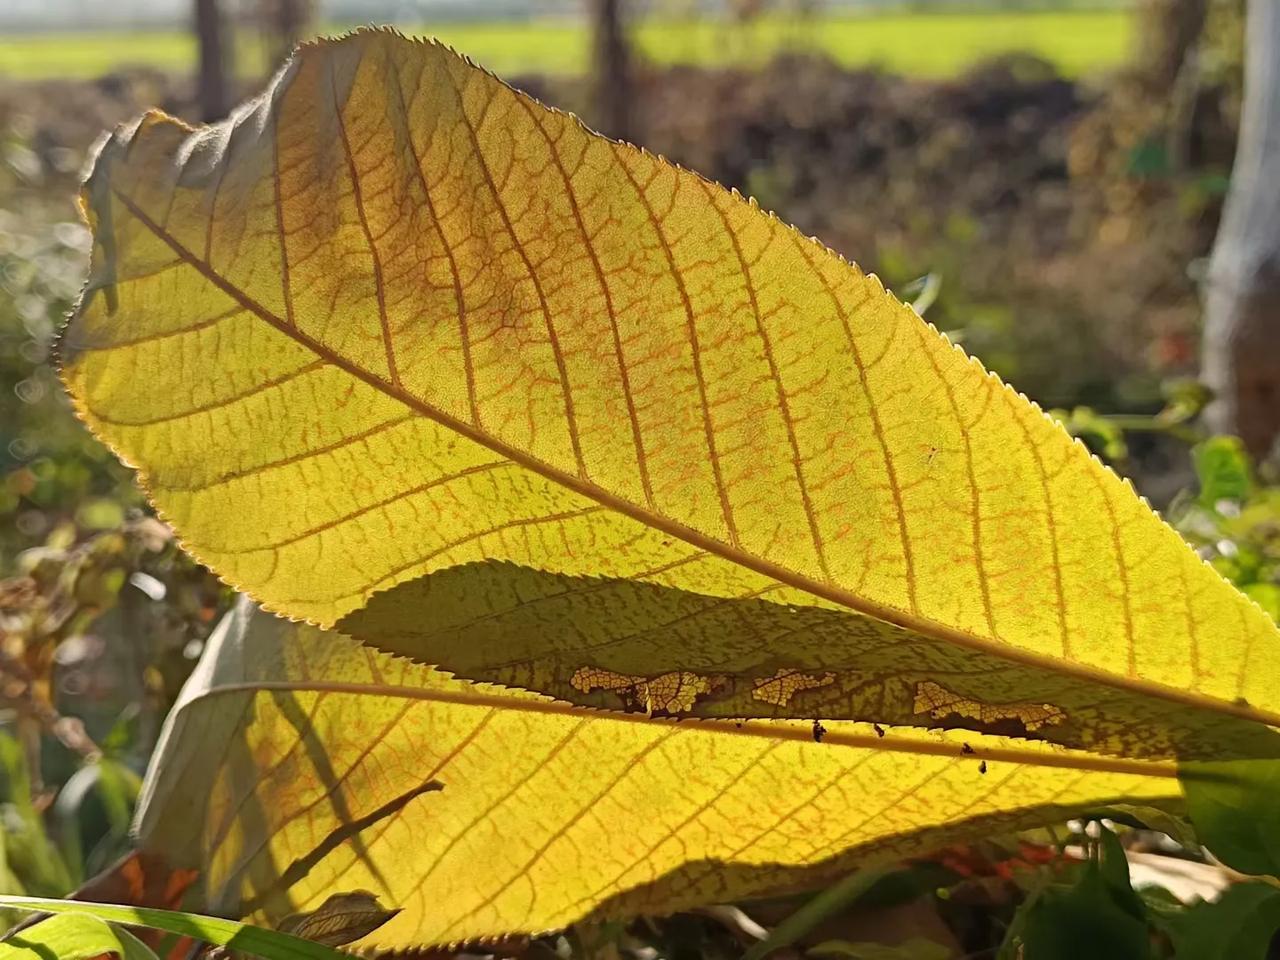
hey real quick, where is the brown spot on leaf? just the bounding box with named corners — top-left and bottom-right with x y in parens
top-left (751, 668), bottom-right (836, 707)
top-left (914, 680), bottom-right (1066, 735)
top-left (571, 666), bottom-right (721, 714)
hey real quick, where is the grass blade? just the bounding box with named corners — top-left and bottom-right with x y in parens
top-left (0, 896), bottom-right (350, 960)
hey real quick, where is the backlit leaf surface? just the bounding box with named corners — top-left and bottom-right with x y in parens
top-left (59, 31), bottom-right (1280, 756)
top-left (133, 602), bottom-right (1183, 951)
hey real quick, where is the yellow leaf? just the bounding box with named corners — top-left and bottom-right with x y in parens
top-left (136, 601), bottom-right (1183, 950)
top-left (60, 31), bottom-right (1280, 756)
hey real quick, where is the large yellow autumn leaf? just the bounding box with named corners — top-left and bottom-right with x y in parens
top-left (61, 30), bottom-right (1280, 757)
top-left (136, 600), bottom-right (1184, 950)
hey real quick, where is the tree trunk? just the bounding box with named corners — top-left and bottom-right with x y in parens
top-left (1202, 0), bottom-right (1280, 458)
top-left (1134, 0), bottom-right (1209, 91)
top-left (269, 0), bottom-right (314, 67)
top-left (194, 0), bottom-right (231, 122)
top-left (590, 0), bottom-right (634, 142)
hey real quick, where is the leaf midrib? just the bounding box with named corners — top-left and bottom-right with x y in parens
top-left (100, 184), bottom-right (1280, 736)
top-left (179, 677), bottom-right (1183, 780)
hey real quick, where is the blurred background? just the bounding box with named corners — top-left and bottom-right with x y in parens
top-left (1, 0), bottom-right (1279, 952)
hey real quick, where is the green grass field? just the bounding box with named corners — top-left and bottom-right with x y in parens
top-left (0, 9), bottom-right (1132, 82)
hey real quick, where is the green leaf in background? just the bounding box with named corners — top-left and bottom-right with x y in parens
top-left (0, 896), bottom-right (350, 960)
top-left (1194, 436), bottom-right (1253, 510)
top-left (0, 912), bottom-right (157, 960)
top-left (1159, 883), bottom-right (1280, 960)
top-left (1182, 760), bottom-right (1280, 878)
top-left (1048, 406), bottom-right (1129, 461)
top-left (0, 735), bottom-right (74, 897)
top-left (743, 860), bottom-right (960, 960)
top-left (1244, 583), bottom-right (1280, 623)
top-left (741, 867), bottom-right (892, 960)
top-left (1018, 828), bottom-right (1150, 960)
top-left (1085, 804), bottom-right (1200, 849)
top-left (1094, 826), bottom-right (1148, 919)
top-left (807, 937), bottom-right (951, 959)
top-left (53, 758), bottom-right (143, 886)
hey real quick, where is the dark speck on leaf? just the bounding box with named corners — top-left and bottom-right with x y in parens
top-left (873, 723), bottom-right (885, 738)
top-left (961, 743), bottom-right (975, 755)
top-left (812, 719), bottom-right (827, 743)
top-left (979, 760), bottom-right (988, 775)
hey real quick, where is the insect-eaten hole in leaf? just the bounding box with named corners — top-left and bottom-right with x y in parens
top-left (570, 666), bottom-right (726, 715)
top-left (750, 668), bottom-right (837, 706)
top-left (913, 680), bottom-right (1067, 738)
top-left (571, 665), bottom-right (842, 717)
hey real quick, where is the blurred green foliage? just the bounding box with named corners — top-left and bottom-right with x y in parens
top-left (0, 911), bottom-right (158, 960)
top-left (1172, 437), bottom-right (1280, 621)
top-left (0, 733), bottom-right (71, 901)
top-left (1156, 883), bottom-right (1280, 960)
top-left (0, 896), bottom-right (353, 960)
top-left (0, 127), bottom-right (140, 563)
top-left (0, 110), bottom-right (226, 932)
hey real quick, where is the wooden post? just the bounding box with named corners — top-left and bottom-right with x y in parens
top-left (1202, 0), bottom-right (1280, 457)
top-left (194, 0), bottom-right (231, 122)
top-left (270, 0), bottom-right (315, 68)
top-left (590, 0), bottom-right (634, 142)
top-left (1134, 0), bottom-right (1208, 92)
